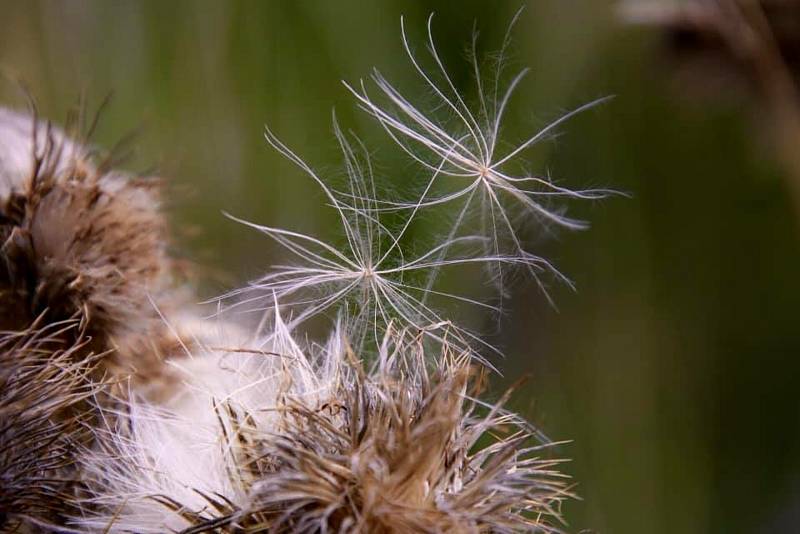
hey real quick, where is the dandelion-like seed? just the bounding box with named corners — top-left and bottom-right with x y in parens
top-left (345, 12), bottom-right (618, 298)
top-left (222, 12), bottom-right (615, 358)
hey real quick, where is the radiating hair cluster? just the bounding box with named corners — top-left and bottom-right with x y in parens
top-left (0, 11), bottom-right (610, 533)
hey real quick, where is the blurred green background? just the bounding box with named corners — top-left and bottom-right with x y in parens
top-left (2, 1), bottom-right (799, 532)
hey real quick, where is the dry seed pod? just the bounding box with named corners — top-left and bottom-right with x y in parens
top-left (0, 321), bottom-right (100, 532)
top-left (72, 324), bottom-right (571, 533)
top-left (0, 107), bottom-right (178, 376)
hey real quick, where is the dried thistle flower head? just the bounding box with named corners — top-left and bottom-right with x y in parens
top-left (0, 106), bottom-right (177, 373)
top-left (73, 322), bottom-right (571, 533)
top-left (219, 338), bottom-right (572, 534)
top-left (0, 320), bottom-right (100, 531)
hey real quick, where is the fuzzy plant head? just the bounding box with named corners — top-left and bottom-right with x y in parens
top-left (73, 320), bottom-right (573, 533)
top-left (0, 104), bottom-right (178, 378)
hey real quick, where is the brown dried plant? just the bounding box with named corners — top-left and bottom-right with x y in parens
top-left (620, 0), bottom-right (800, 223)
top-left (0, 319), bottom-right (101, 532)
top-left (75, 326), bottom-right (572, 533)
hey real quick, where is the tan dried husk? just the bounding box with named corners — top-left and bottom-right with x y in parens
top-left (0, 105), bottom-right (180, 379)
top-left (0, 319), bottom-right (102, 531)
top-left (72, 327), bottom-right (572, 533)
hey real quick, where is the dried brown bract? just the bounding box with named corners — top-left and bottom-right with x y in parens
top-left (0, 320), bottom-right (101, 532)
top-left (76, 327), bottom-right (572, 533)
top-left (0, 106), bottom-right (176, 374)
top-left (619, 0), bottom-right (800, 221)
top-left (218, 353), bottom-right (571, 533)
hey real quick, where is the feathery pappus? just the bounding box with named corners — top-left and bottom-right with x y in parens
top-left (0, 11), bottom-right (614, 533)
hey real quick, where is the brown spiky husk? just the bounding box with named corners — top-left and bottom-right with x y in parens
top-left (0, 106), bottom-right (176, 376)
top-left (226, 358), bottom-right (570, 533)
top-left (0, 320), bottom-right (100, 532)
top-left (0, 106), bottom-right (189, 530)
top-left (82, 336), bottom-right (573, 534)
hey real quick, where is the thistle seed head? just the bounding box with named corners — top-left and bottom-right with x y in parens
top-left (72, 323), bottom-right (571, 533)
top-left (0, 321), bottom-right (101, 531)
top-left (0, 106), bottom-right (177, 375)
top-left (0, 10), bottom-right (610, 533)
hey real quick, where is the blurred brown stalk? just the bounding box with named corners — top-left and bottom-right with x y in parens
top-left (621, 0), bottom-right (800, 226)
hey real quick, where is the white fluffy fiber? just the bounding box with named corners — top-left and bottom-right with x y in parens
top-left (73, 311), bottom-right (342, 532)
